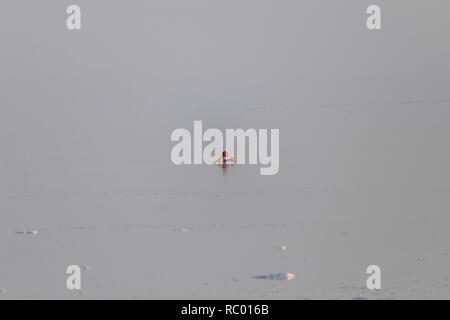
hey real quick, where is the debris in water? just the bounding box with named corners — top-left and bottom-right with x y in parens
top-left (416, 257), bottom-right (425, 262)
top-left (352, 296), bottom-right (368, 300)
top-left (16, 230), bottom-right (38, 235)
top-left (253, 272), bottom-right (295, 280)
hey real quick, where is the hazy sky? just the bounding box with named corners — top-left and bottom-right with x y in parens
top-left (1, 1), bottom-right (449, 174)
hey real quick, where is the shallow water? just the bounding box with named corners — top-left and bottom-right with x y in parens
top-left (1, 1), bottom-right (450, 299)
top-left (1, 100), bottom-right (450, 299)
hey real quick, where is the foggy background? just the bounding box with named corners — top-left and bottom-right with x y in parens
top-left (1, 0), bottom-right (449, 299)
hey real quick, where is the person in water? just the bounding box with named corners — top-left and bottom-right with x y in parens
top-left (222, 151), bottom-right (228, 164)
top-left (219, 150), bottom-right (235, 166)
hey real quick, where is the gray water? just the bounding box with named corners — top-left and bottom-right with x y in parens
top-left (1, 0), bottom-right (450, 299)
